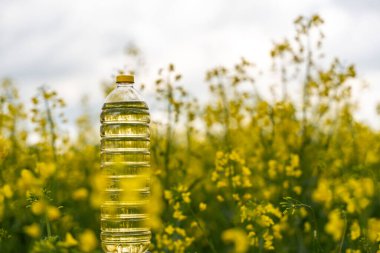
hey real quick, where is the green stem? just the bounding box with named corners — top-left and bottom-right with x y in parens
top-left (301, 204), bottom-right (323, 253)
top-left (45, 213), bottom-right (51, 237)
top-left (188, 206), bottom-right (217, 253)
top-left (338, 212), bottom-right (347, 253)
top-left (41, 87), bottom-right (57, 162)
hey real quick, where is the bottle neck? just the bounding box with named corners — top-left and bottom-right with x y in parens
top-left (117, 83), bottom-right (134, 87)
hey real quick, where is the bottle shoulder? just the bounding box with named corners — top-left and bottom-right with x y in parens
top-left (105, 86), bottom-right (145, 104)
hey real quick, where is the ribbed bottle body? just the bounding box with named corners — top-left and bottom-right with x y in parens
top-left (100, 101), bottom-right (151, 253)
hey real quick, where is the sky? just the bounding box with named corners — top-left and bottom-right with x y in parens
top-left (0, 0), bottom-right (380, 134)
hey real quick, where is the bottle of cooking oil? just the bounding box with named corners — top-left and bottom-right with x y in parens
top-left (100, 74), bottom-right (151, 253)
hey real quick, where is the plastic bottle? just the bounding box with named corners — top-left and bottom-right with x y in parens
top-left (100, 74), bottom-right (151, 253)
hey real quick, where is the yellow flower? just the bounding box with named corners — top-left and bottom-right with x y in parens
top-left (325, 209), bottom-right (344, 241)
top-left (175, 227), bottom-right (186, 237)
top-left (0, 136), bottom-right (10, 159)
top-left (36, 162), bottom-right (56, 180)
top-left (268, 160), bottom-right (277, 179)
top-left (358, 198), bottom-right (369, 210)
top-left (199, 202), bottom-right (207, 211)
top-left (265, 204), bottom-right (282, 218)
top-left (164, 190), bottom-right (173, 200)
top-left (47, 206), bottom-right (60, 221)
top-left (243, 193), bottom-right (252, 200)
top-left (232, 175), bottom-right (242, 187)
top-left (24, 223), bottom-right (41, 238)
top-left (181, 192), bottom-right (191, 204)
top-left (285, 165), bottom-right (302, 177)
top-left (18, 169), bottom-right (40, 192)
top-left (268, 160), bottom-right (277, 171)
top-left (211, 171), bottom-right (219, 182)
top-left (217, 180), bottom-right (227, 188)
top-left (350, 220), bottom-right (360, 240)
top-left (242, 178), bottom-right (252, 188)
top-left (299, 207), bottom-right (308, 218)
top-left (246, 224), bottom-right (253, 230)
top-left (272, 223), bottom-right (282, 239)
top-left (72, 187), bottom-right (88, 201)
top-left (362, 178), bottom-right (374, 196)
top-left (232, 194), bottom-right (240, 201)
top-left (90, 173), bottom-right (106, 208)
top-left (216, 151), bottom-right (224, 159)
top-left (2, 184), bottom-right (13, 198)
top-left (312, 179), bottom-right (333, 207)
top-left (293, 186), bottom-right (302, 195)
top-left (304, 222), bottom-right (311, 232)
top-left (217, 195), bottom-right (224, 202)
top-left (259, 215), bottom-right (274, 227)
top-left (59, 233), bottom-right (78, 247)
top-left (368, 218), bottom-right (380, 242)
top-left (222, 228), bottom-right (248, 253)
top-left (165, 225), bottom-right (175, 235)
top-left (248, 231), bottom-right (258, 246)
top-left (0, 194), bottom-right (3, 220)
top-left (242, 166), bottom-right (251, 176)
top-left (185, 236), bottom-right (194, 246)
top-left (346, 249), bottom-right (361, 253)
top-left (346, 198), bottom-right (356, 213)
top-left (173, 210), bottom-right (186, 221)
top-left (79, 229), bottom-right (97, 252)
top-left (290, 154), bottom-right (299, 168)
top-left (31, 201), bottom-right (46, 215)
top-left (263, 232), bottom-right (274, 250)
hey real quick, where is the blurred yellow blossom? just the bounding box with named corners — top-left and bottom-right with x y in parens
top-left (18, 169), bottom-right (41, 193)
top-left (90, 173), bottom-right (106, 207)
top-left (199, 202), bottom-right (207, 211)
top-left (181, 192), bottom-right (191, 203)
top-left (58, 232), bottom-right (78, 248)
top-left (31, 200), bottom-right (46, 215)
top-left (222, 228), bottom-right (248, 253)
top-left (36, 162), bottom-right (56, 180)
top-left (79, 229), bottom-right (97, 252)
top-left (47, 206), bottom-right (61, 221)
top-left (263, 231), bottom-right (274, 250)
top-left (242, 166), bottom-right (251, 176)
top-left (173, 210), bottom-right (186, 221)
top-left (325, 209), bottom-right (344, 241)
top-left (72, 187), bottom-right (88, 201)
top-left (164, 190), bottom-right (173, 201)
top-left (165, 225), bottom-right (175, 235)
top-left (368, 218), bottom-right (380, 242)
top-left (304, 222), bottom-right (311, 232)
top-left (23, 223), bottom-right (41, 238)
top-left (350, 220), bottom-right (361, 240)
top-left (346, 249), bottom-right (361, 253)
top-left (2, 184), bottom-right (13, 198)
top-left (313, 178), bottom-right (333, 207)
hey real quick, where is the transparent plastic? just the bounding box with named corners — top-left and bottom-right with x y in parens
top-left (100, 81), bottom-right (151, 253)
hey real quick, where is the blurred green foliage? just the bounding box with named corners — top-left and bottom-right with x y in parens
top-left (1, 14), bottom-right (380, 253)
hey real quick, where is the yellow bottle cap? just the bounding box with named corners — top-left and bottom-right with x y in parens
top-left (116, 74), bottom-right (134, 83)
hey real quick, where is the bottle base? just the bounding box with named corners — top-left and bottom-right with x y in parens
top-left (102, 242), bottom-right (150, 253)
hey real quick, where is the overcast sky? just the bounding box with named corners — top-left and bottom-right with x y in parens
top-left (1, 0), bottom-right (379, 133)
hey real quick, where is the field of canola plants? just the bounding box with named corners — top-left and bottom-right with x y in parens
top-left (1, 15), bottom-right (380, 253)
